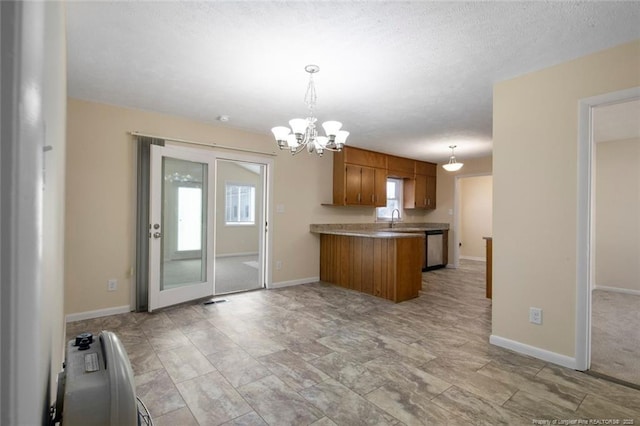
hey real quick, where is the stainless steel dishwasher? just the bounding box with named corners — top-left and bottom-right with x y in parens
top-left (425, 230), bottom-right (444, 271)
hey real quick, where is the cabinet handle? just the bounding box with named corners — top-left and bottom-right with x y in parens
top-left (371, 194), bottom-right (374, 203)
top-left (427, 198), bottom-right (430, 206)
top-left (357, 193), bottom-right (361, 203)
top-left (424, 198), bottom-right (427, 207)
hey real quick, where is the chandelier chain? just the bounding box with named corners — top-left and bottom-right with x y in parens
top-left (305, 73), bottom-right (317, 114)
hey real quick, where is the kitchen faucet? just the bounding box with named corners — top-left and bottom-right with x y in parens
top-left (391, 208), bottom-right (400, 228)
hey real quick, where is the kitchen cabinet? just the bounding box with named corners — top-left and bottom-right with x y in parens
top-left (333, 147), bottom-right (387, 206)
top-left (331, 147), bottom-right (437, 209)
top-left (319, 233), bottom-right (423, 302)
top-left (387, 155), bottom-right (415, 178)
top-left (404, 161), bottom-right (437, 210)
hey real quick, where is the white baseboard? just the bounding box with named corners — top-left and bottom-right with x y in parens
top-left (594, 285), bottom-right (640, 296)
top-left (66, 305), bottom-right (132, 323)
top-left (489, 334), bottom-right (576, 369)
top-left (269, 276), bottom-right (319, 289)
top-left (446, 264), bottom-right (457, 269)
top-left (460, 255), bottom-right (486, 262)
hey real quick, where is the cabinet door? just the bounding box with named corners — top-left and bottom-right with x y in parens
top-left (345, 164), bottom-right (362, 205)
top-left (373, 168), bottom-right (387, 207)
top-left (426, 175), bottom-right (436, 209)
top-left (415, 175), bottom-right (428, 208)
top-left (360, 167), bottom-right (375, 205)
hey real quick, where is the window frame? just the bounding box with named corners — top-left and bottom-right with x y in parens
top-left (224, 182), bottom-right (256, 226)
top-left (376, 177), bottom-right (403, 221)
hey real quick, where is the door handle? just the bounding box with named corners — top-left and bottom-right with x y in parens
top-left (153, 232), bottom-right (162, 239)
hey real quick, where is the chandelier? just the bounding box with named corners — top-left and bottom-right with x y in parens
top-left (442, 145), bottom-right (464, 172)
top-left (271, 65), bottom-right (349, 156)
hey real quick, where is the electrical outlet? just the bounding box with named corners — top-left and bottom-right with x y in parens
top-left (275, 260), bottom-right (282, 270)
top-left (529, 307), bottom-right (542, 325)
top-left (107, 279), bottom-right (118, 292)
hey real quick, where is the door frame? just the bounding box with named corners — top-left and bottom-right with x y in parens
top-left (147, 144), bottom-right (275, 309)
top-left (575, 86), bottom-right (640, 370)
top-left (452, 172), bottom-right (493, 268)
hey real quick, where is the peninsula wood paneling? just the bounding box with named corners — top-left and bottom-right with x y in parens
top-left (319, 234), bottom-right (423, 302)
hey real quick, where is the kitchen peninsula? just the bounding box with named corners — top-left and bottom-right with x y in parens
top-left (310, 223), bottom-right (449, 302)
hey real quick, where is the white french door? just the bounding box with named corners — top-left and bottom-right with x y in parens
top-left (148, 145), bottom-right (216, 311)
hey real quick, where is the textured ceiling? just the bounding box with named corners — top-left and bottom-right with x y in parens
top-left (66, 1), bottom-right (640, 163)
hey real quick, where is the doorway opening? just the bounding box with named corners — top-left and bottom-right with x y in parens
top-left (453, 173), bottom-right (493, 268)
top-left (589, 99), bottom-right (640, 386)
top-left (214, 159), bottom-right (267, 295)
top-left (576, 86), bottom-right (640, 377)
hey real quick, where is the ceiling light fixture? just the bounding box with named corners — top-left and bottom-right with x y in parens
top-left (271, 65), bottom-right (349, 156)
top-left (442, 145), bottom-right (464, 172)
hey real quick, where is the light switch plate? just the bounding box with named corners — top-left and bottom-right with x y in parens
top-left (529, 307), bottom-right (542, 325)
top-left (107, 279), bottom-right (118, 292)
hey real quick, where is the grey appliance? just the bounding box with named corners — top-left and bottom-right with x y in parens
top-left (51, 330), bottom-right (152, 425)
top-left (424, 230), bottom-right (444, 271)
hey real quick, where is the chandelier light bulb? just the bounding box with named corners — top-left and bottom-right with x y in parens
top-left (289, 119), bottom-right (307, 136)
top-left (322, 121), bottom-right (342, 137)
top-left (286, 134), bottom-right (299, 149)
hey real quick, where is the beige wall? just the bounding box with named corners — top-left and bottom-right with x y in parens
top-left (596, 138), bottom-right (640, 292)
top-left (493, 40), bottom-right (640, 357)
top-left (460, 176), bottom-right (493, 260)
top-left (216, 161), bottom-right (262, 256)
top-left (65, 98), bottom-right (437, 314)
top-left (424, 156), bottom-right (493, 263)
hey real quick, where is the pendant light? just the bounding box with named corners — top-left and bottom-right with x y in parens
top-left (442, 145), bottom-right (463, 172)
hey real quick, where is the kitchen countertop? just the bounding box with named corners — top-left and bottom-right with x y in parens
top-left (310, 223), bottom-right (449, 239)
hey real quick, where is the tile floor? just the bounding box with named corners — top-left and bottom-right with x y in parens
top-left (591, 289), bottom-right (640, 386)
top-left (66, 260), bottom-right (640, 425)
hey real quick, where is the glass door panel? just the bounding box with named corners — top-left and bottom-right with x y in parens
top-left (149, 145), bottom-right (214, 311)
top-left (161, 157), bottom-right (207, 290)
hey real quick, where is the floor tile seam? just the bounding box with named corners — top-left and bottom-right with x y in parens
top-left (260, 376), bottom-right (330, 423)
top-left (428, 385), bottom-right (477, 423)
top-left (203, 366), bottom-right (261, 418)
top-left (221, 399), bottom-right (269, 426)
top-left (575, 392), bottom-right (640, 419)
top-left (424, 367), bottom-right (515, 406)
top-left (155, 345), bottom-right (217, 386)
top-left (475, 364), bottom-right (586, 411)
top-left (360, 383), bottom-right (436, 425)
top-left (479, 360), bottom-right (555, 386)
top-left (256, 355), bottom-right (327, 391)
top-left (153, 404), bottom-right (200, 426)
top-left (295, 379), bottom-right (394, 426)
top-left (432, 384), bottom-right (529, 424)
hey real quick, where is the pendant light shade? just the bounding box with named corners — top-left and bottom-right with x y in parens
top-left (442, 145), bottom-right (463, 172)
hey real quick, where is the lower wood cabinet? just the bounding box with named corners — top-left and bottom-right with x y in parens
top-left (319, 234), bottom-right (424, 302)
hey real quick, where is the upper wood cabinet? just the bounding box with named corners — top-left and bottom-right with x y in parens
top-left (404, 161), bottom-right (437, 210)
top-left (333, 147), bottom-right (387, 206)
top-left (387, 155), bottom-right (415, 178)
top-left (415, 161), bottom-right (437, 177)
top-left (331, 147), bottom-right (436, 209)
